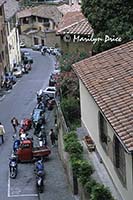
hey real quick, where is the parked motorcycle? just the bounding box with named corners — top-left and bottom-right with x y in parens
top-left (35, 160), bottom-right (44, 193)
top-left (2, 78), bottom-right (12, 90)
top-left (9, 154), bottom-right (18, 179)
top-left (36, 172), bottom-right (44, 193)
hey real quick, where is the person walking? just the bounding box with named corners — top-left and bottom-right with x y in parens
top-left (0, 122), bottom-right (5, 143)
top-left (49, 129), bottom-right (56, 147)
top-left (11, 117), bottom-right (19, 133)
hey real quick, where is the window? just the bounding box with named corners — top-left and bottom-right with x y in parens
top-left (5, 45), bottom-right (8, 54)
top-left (23, 17), bottom-right (29, 24)
top-left (0, 6), bottom-right (2, 16)
top-left (2, 51), bottom-right (4, 59)
top-left (113, 135), bottom-right (126, 186)
top-left (1, 30), bottom-right (4, 43)
top-left (34, 37), bottom-right (38, 45)
top-left (32, 16), bottom-right (36, 22)
top-left (44, 18), bottom-right (49, 23)
top-left (99, 112), bottom-right (108, 152)
top-left (38, 17), bottom-right (42, 23)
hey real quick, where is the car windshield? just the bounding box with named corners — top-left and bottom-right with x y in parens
top-left (32, 109), bottom-right (42, 121)
top-left (47, 88), bottom-right (55, 91)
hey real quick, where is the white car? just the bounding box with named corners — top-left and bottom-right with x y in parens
top-left (13, 66), bottom-right (23, 78)
top-left (42, 86), bottom-right (56, 99)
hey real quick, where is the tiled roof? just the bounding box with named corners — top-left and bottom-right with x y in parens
top-left (17, 5), bottom-right (62, 25)
top-left (57, 11), bottom-right (93, 35)
top-left (57, 3), bottom-right (81, 15)
top-left (0, 0), bottom-right (5, 6)
top-left (73, 41), bottom-right (133, 153)
top-left (4, 0), bottom-right (19, 19)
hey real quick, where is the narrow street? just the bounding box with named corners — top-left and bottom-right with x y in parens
top-left (0, 50), bottom-right (75, 200)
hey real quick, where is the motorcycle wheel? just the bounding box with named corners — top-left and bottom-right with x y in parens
top-left (10, 170), bottom-right (17, 179)
top-left (38, 184), bottom-right (44, 193)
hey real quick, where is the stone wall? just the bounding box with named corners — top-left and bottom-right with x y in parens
top-left (56, 102), bottom-right (90, 200)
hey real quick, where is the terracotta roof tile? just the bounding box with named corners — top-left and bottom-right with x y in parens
top-left (57, 11), bottom-right (93, 35)
top-left (73, 41), bottom-right (133, 153)
top-left (4, 0), bottom-right (19, 19)
top-left (17, 5), bottom-right (62, 25)
top-left (57, 3), bottom-right (81, 15)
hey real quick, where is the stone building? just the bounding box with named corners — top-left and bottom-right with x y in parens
top-left (4, 0), bottom-right (21, 71)
top-left (0, 0), bottom-right (9, 86)
top-left (57, 11), bottom-right (93, 56)
top-left (17, 4), bottom-right (62, 47)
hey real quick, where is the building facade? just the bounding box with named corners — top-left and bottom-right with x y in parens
top-left (17, 5), bottom-right (62, 47)
top-left (73, 41), bottom-right (133, 200)
top-left (4, 0), bottom-right (21, 71)
top-left (0, 0), bottom-right (9, 86)
top-left (57, 11), bottom-right (93, 55)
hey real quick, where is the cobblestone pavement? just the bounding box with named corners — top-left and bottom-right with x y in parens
top-left (39, 109), bottom-right (76, 200)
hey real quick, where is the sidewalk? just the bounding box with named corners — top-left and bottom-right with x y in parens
top-left (38, 109), bottom-right (75, 200)
top-left (77, 127), bottom-right (123, 200)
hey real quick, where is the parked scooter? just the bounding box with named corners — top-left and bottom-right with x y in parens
top-left (2, 78), bottom-right (12, 90)
top-left (35, 160), bottom-right (44, 193)
top-left (9, 154), bottom-right (18, 179)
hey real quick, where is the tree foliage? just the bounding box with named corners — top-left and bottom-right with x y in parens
top-left (82, 0), bottom-right (133, 53)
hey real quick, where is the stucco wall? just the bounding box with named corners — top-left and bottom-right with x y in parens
top-left (8, 27), bottom-right (21, 70)
top-left (45, 32), bottom-right (60, 48)
top-left (60, 38), bottom-right (92, 56)
top-left (79, 80), bottom-right (133, 200)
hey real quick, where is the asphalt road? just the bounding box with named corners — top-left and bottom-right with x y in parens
top-left (0, 49), bottom-right (56, 200)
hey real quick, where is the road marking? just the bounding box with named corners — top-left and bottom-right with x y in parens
top-left (8, 194), bottom-right (38, 197)
top-left (8, 173), bottom-right (10, 197)
top-left (8, 173), bottom-right (38, 198)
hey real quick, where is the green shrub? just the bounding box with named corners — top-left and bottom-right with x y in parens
top-left (64, 131), bottom-right (77, 143)
top-left (69, 119), bottom-right (81, 131)
top-left (70, 157), bottom-right (83, 175)
top-left (90, 183), bottom-right (114, 200)
top-left (78, 160), bottom-right (94, 185)
top-left (64, 140), bottom-right (83, 155)
top-left (85, 179), bottom-right (98, 194)
top-left (61, 96), bottom-right (80, 125)
top-left (64, 132), bottom-right (83, 159)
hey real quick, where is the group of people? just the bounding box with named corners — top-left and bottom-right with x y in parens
top-left (0, 110), bottom-right (57, 147)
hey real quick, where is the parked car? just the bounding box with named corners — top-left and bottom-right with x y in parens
top-left (31, 108), bottom-right (44, 128)
top-left (32, 44), bottom-right (42, 51)
top-left (13, 66), bottom-right (23, 78)
top-left (42, 86), bottom-right (57, 99)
